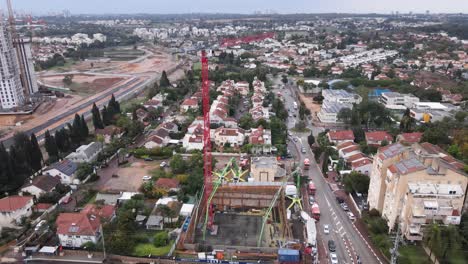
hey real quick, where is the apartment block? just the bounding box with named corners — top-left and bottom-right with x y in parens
top-left (367, 142), bottom-right (468, 241)
top-left (380, 92), bottom-right (419, 110)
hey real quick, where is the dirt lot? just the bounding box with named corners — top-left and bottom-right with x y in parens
top-left (97, 158), bottom-right (164, 192)
top-left (41, 74), bottom-right (126, 94)
top-left (299, 94), bottom-right (322, 121)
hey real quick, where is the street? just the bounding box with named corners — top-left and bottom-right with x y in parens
top-left (273, 77), bottom-right (382, 264)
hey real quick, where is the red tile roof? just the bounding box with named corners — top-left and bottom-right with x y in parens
top-left (366, 131), bottom-right (393, 142)
top-left (328, 130), bottom-right (355, 141)
top-left (81, 204), bottom-right (115, 221)
top-left (182, 98), bottom-right (198, 106)
top-left (341, 145), bottom-right (360, 154)
top-left (56, 213), bottom-right (100, 236)
top-left (35, 203), bottom-right (53, 210)
top-left (347, 153), bottom-right (367, 163)
top-left (398, 132), bottom-right (423, 143)
top-left (155, 178), bottom-right (180, 189)
top-left (0, 196), bottom-right (33, 212)
top-left (352, 158), bottom-right (372, 169)
top-left (337, 141), bottom-right (356, 150)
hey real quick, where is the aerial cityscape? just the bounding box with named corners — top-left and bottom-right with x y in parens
top-left (0, 1), bottom-right (467, 264)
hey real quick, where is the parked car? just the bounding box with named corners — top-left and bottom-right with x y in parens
top-left (301, 147), bottom-right (306, 153)
top-left (34, 220), bottom-right (47, 232)
top-left (328, 240), bottom-right (336, 252)
top-left (112, 174), bottom-right (119, 178)
top-left (341, 203), bottom-right (349, 211)
top-left (160, 161), bottom-right (167, 168)
top-left (293, 137), bottom-right (298, 142)
top-left (142, 175), bottom-right (152, 181)
top-left (330, 253), bottom-right (338, 264)
top-left (324, 224), bottom-right (330, 235)
top-left (309, 196), bottom-right (315, 205)
top-left (144, 157), bottom-right (153, 161)
top-left (347, 212), bottom-right (356, 221)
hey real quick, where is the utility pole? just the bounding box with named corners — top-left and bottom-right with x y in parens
top-left (390, 221), bottom-right (401, 264)
top-left (100, 224), bottom-right (106, 260)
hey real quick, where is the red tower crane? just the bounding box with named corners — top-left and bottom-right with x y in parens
top-left (201, 50), bottom-right (214, 231)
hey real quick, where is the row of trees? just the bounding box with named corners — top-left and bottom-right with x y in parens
top-left (92, 94), bottom-right (121, 130)
top-left (0, 133), bottom-right (43, 193)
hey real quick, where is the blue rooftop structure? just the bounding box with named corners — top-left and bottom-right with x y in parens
top-left (369, 88), bottom-right (391, 99)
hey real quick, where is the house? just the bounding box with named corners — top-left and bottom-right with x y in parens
top-left (94, 125), bottom-right (124, 144)
top-left (250, 157), bottom-right (286, 182)
top-left (21, 176), bottom-right (61, 197)
top-left (155, 178), bottom-right (180, 192)
top-left (56, 213), bottom-right (101, 248)
top-left (182, 133), bottom-right (203, 151)
top-left (338, 144), bottom-right (361, 159)
top-left (135, 108), bottom-right (150, 123)
top-left (0, 196), bottom-right (34, 227)
top-left (81, 204), bottom-right (116, 222)
top-left (396, 132), bottom-right (423, 144)
top-left (94, 193), bottom-right (120, 206)
top-left (180, 98), bottom-right (199, 112)
top-left (35, 203), bottom-right (53, 213)
top-left (213, 127), bottom-right (245, 147)
top-left (66, 142), bottom-right (103, 163)
top-left (44, 159), bottom-right (78, 185)
top-left (249, 126), bottom-right (273, 154)
top-left (146, 197), bottom-right (182, 230)
top-left (327, 130), bottom-right (355, 145)
top-left (365, 131), bottom-right (393, 146)
top-left (351, 158), bottom-right (373, 175)
top-left (144, 135), bottom-right (165, 149)
top-left (160, 122), bottom-right (179, 133)
top-left (144, 99), bottom-right (163, 110)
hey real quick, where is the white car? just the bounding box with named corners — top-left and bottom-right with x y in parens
top-left (324, 224), bottom-right (330, 235)
top-left (142, 175), bottom-right (152, 181)
top-left (347, 211), bottom-right (356, 221)
top-left (309, 196), bottom-right (315, 205)
top-left (160, 161), bottom-right (167, 168)
top-left (330, 252), bottom-right (338, 264)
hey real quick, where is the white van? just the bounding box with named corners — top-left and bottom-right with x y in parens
top-left (34, 220), bottom-right (46, 232)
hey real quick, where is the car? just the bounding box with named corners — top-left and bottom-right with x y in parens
top-left (35, 220), bottom-right (47, 232)
top-left (144, 157), bottom-right (153, 161)
top-left (160, 161), bottom-right (167, 168)
top-left (328, 240), bottom-right (336, 252)
top-left (293, 137), bottom-right (298, 142)
top-left (288, 131), bottom-right (292, 136)
top-left (289, 113), bottom-right (293, 117)
top-left (324, 224), bottom-right (330, 235)
top-left (301, 147), bottom-right (306, 153)
top-left (293, 114), bottom-right (297, 118)
top-left (330, 252), bottom-right (338, 264)
top-left (61, 196), bottom-right (72, 204)
top-left (142, 175), bottom-right (152, 181)
top-left (309, 196), bottom-right (315, 205)
top-left (341, 203), bottom-right (349, 211)
top-left (347, 212), bottom-right (356, 221)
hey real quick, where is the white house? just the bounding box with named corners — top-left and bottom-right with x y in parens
top-left (66, 142), bottom-right (103, 163)
top-left (213, 127), bottom-right (245, 147)
top-left (0, 196), bottom-right (34, 227)
top-left (21, 176), bottom-right (61, 198)
top-left (180, 98), bottom-right (199, 112)
top-left (182, 134), bottom-right (204, 151)
top-left (44, 159), bottom-right (78, 185)
top-left (56, 213), bottom-right (100, 248)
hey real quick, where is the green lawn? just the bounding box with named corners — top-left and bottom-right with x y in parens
top-left (133, 241), bottom-right (173, 257)
top-left (398, 245), bottom-right (431, 264)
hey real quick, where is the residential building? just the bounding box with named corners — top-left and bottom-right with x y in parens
top-left (44, 159), bottom-right (78, 185)
top-left (66, 142), bottom-right (103, 163)
top-left (249, 126), bottom-right (274, 154)
top-left (155, 178), bottom-right (180, 192)
top-left (182, 133), bottom-right (203, 151)
top-left (365, 131), bottom-right (393, 146)
top-left (380, 92), bottom-right (420, 110)
top-left (16, 39), bottom-right (39, 96)
top-left (21, 175), bottom-right (61, 197)
top-left (0, 196), bottom-right (34, 227)
top-left (250, 157), bottom-right (286, 182)
top-left (180, 98), bottom-right (199, 112)
top-left (146, 197), bottom-right (182, 230)
top-left (327, 130), bottom-right (355, 145)
top-left (318, 89), bottom-right (361, 123)
top-left (213, 127), bottom-right (245, 147)
top-left (396, 132), bottom-right (423, 145)
top-left (94, 125), bottom-right (124, 144)
top-left (56, 213), bottom-right (100, 248)
top-left (367, 143), bottom-right (468, 241)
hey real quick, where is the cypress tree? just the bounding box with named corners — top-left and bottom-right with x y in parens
top-left (71, 114), bottom-right (82, 144)
top-left (101, 106), bottom-right (110, 126)
top-left (92, 103), bottom-right (104, 129)
top-left (44, 130), bottom-right (59, 162)
top-left (160, 70), bottom-right (171, 87)
top-left (0, 143), bottom-right (13, 188)
top-left (80, 115), bottom-right (89, 139)
top-left (30, 133), bottom-right (43, 172)
top-left (9, 145), bottom-right (29, 187)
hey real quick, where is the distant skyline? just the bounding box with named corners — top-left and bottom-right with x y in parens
top-left (5, 0), bottom-right (468, 15)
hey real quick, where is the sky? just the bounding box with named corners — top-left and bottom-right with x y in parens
top-left (7, 0), bottom-right (468, 15)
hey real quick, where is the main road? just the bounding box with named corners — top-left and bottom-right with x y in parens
top-left (273, 77), bottom-right (383, 264)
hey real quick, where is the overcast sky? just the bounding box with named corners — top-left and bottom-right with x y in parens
top-left (7, 0), bottom-right (468, 15)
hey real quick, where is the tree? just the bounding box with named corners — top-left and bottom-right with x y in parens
top-left (343, 171), bottom-right (370, 194)
top-left (107, 94), bottom-right (121, 118)
top-left (0, 143), bottom-right (13, 188)
top-left (55, 128), bottom-right (71, 154)
top-left (80, 115), bottom-right (89, 139)
top-left (170, 154), bottom-right (187, 174)
top-left (239, 114), bottom-right (255, 130)
top-left (400, 108), bottom-right (416, 132)
top-left (30, 133), bottom-right (43, 172)
top-left (44, 130), bottom-right (59, 162)
top-left (154, 231), bottom-right (169, 247)
top-left (160, 70), bottom-right (171, 87)
top-left (62, 74), bottom-right (73, 86)
top-left (71, 114), bottom-right (82, 145)
top-left (308, 132), bottom-right (315, 146)
top-left (337, 108), bottom-right (353, 124)
top-left (455, 111), bottom-right (468, 123)
top-left (101, 106), bottom-right (111, 127)
top-left (92, 103), bottom-right (104, 129)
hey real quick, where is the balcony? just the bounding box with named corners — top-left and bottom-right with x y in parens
top-left (410, 216), bottom-right (426, 224)
top-left (405, 233), bottom-right (423, 241)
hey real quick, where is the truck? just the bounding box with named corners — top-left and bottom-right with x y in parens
top-left (311, 203), bottom-right (320, 221)
top-left (304, 158), bottom-right (310, 170)
top-left (308, 181), bottom-right (316, 196)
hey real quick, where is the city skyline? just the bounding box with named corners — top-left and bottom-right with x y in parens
top-left (7, 0), bottom-right (468, 15)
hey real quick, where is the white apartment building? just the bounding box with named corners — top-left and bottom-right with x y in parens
top-left (0, 21), bottom-right (24, 109)
top-left (317, 89), bottom-right (361, 123)
top-left (380, 92), bottom-right (420, 110)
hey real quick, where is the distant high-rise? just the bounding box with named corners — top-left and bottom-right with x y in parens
top-left (0, 19), bottom-right (24, 109)
top-left (16, 38), bottom-right (38, 95)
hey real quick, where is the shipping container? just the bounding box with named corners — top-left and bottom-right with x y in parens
top-left (278, 249), bottom-right (300, 262)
